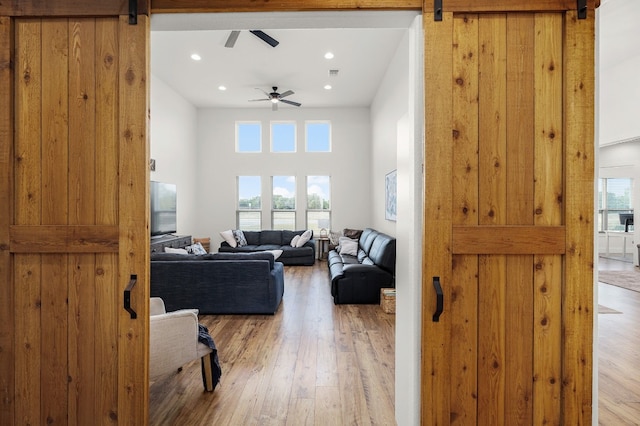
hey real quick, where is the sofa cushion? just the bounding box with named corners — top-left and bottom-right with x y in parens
top-left (368, 233), bottom-right (396, 274)
top-left (152, 253), bottom-right (200, 261)
top-left (260, 230), bottom-right (283, 245)
top-left (243, 231), bottom-right (261, 245)
top-left (210, 251), bottom-right (275, 269)
top-left (359, 228), bottom-right (378, 253)
top-left (290, 235), bottom-right (300, 247)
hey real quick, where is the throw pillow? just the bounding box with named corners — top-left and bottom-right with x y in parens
top-left (329, 230), bottom-right (342, 246)
top-left (290, 235), bottom-right (300, 247)
top-left (295, 229), bottom-right (313, 248)
top-left (232, 229), bottom-right (247, 247)
top-left (186, 242), bottom-right (207, 255)
top-left (164, 247), bottom-right (188, 255)
top-left (220, 229), bottom-right (237, 248)
top-left (343, 228), bottom-right (363, 240)
top-left (339, 238), bottom-right (358, 256)
top-left (265, 249), bottom-right (283, 260)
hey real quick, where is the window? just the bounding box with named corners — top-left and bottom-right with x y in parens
top-left (237, 176), bottom-right (261, 230)
top-left (272, 176), bottom-right (296, 230)
top-left (271, 122), bottom-right (296, 153)
top-left (598, 178), bottom-right (633, 232)
top-left (305, 121), bottom-right (331, 152)
top-left (236, 122), bottom-right (262, 153)
top-left (307, 176), bottom-right (331, 233)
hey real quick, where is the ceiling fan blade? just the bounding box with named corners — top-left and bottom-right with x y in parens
top-left (272, 102), bottom-right (278, 111)
top-left (280, 99), bottom-right (301, 107)
top-left (225, 30), bottom-right (240, 48)
top-left (250, 30), bottom-right (279, 48)
top-left (279, 90), bottom-right (294, 98)
top-left (248, 98), bottom-right (270, 102)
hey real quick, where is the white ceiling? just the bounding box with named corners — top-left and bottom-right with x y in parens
top-left (151, 11), bottom-right (420, 109)
top-left (598, 0), bottom-right (640, 72)
top-left (151, 3), bottom-right (639, 110)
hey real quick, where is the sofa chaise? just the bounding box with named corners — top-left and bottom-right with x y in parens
top-left (327, 227), bottom-right (396, 304)
top-left (150, 251), bottom-right (284, 314)
top-left (219, 229), bottom-right (316, 266)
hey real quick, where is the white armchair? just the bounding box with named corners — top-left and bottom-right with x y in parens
top-left (150, 297), bottom-right (215, 391)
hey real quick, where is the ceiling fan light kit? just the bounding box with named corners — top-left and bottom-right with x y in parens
top-left (249, 87), bottom-right (302, 111)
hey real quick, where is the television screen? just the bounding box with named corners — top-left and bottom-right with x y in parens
top-left (150, 181), bottom-right (177, 236)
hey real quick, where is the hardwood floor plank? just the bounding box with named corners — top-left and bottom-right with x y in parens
top-left (149, 262), bottom-right (395, 425)
top-left (149, 256), bottom-right (638, 425)
top-left (597, 257), bottom-right (640, 426)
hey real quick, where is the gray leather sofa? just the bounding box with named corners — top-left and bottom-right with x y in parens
top-left (218, 229), bottom-right (315, 266)
top-left (327, 228), bottom-right (396, 304)
top-left (151, 252), bottom-right (284, 314)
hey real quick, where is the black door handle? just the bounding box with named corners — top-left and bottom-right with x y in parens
top-left (124, 274), bottom-right (138, 319)
top-left (433, 276), bottom-right (443, 322)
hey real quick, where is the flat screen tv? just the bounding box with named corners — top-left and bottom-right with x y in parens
top-left (150, 181), bottom-right (177, 237)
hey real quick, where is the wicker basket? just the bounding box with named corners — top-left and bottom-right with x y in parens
top-left (380, 288), bottom-right (396, 314)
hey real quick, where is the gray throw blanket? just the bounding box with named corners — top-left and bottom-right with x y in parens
top-left (198, 324), bottom-right (222, 389)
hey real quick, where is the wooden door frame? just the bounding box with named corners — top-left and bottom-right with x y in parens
top-left (1, 1), bottom-right (598, 424)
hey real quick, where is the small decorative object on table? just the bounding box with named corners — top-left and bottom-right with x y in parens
top-left (320, 228), bottom-right (328, 238)
top-left (380, 288), bottom-right (396, 314)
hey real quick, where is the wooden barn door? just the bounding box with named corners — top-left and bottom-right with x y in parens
top-left (422, 4), bottom-right (595, 425)
top-left (0, 3), bottom-right (150, 425)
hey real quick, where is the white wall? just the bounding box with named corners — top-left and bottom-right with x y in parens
top-left (599, 56), bottom-right (640, 145)
top-left (194, 107), bottom-right (372, 248)
top-left (598, 0), bottom-right (640, 145)
top-left (370, 30), bottom-right (410, 236)
top-left (392, 17), bottom-right (423, 426)
top-left (150, 75), bottom-right (199, 236)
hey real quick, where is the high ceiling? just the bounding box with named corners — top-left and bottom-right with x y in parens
top-left (151, 3), bottom-right (638, 110)
top-left (151, 11), bottom-right (420, 110)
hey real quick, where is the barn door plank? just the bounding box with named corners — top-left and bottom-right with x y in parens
top-left (94, 17), bottom-right (121, 422)
top-left (14, 19), bottom-right (43, 425)
top-left (533, 12), bottom-right (563, 425)
top-left (563, 9), bottom-right (595, 424)
top-left (0, 16), bottom-right (13, 425)
top-left (450, 13), bottom-right (479, 424)
top-left (422, 10), bottom-right (453, 426)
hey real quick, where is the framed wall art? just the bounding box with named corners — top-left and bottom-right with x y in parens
top-left (385, 169), bottom-right (397, 221)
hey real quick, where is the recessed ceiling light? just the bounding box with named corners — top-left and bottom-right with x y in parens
top-left (190, 53), bottom-right (202, 61)
top-left (218, 85), bottom-right (227, 91)
top-left (324, 52), bottom-right (334, 59)
top-left (324, 84), bottom-right (332, 90)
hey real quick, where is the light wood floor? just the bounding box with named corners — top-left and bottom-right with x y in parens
top-left (597, 257), bottom-right (640, 425)
top-left (149, 261), bottom-right (396, 425)
top-left (150, 257), bottom-right (639, 425)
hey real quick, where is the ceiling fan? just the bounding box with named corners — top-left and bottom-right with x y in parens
top-left (225, 30), bottom-right (279, 48)
top-left (249, 87), bottom-right (302, 111)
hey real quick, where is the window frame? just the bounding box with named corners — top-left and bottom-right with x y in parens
top-left (270, 120), bottom-right (297, 153)
top-left (236, 121), bottom-right (262, 153)
top-left (305, 120), bottom-right (331, 153)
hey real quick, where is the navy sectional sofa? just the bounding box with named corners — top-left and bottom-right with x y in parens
top-left (218, 229), bottom-right (315, 266)
top-left (150, 251), bottom-right (284, 315)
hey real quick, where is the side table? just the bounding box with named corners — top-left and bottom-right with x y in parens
top-left (316, 237), bottom-right (330, 260)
